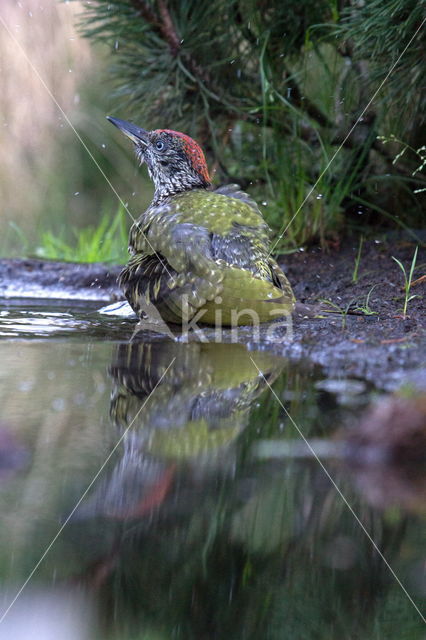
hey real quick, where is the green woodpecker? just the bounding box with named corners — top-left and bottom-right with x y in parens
top-left (108, 117), bottom-right (295, 326)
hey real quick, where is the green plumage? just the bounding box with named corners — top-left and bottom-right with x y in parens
top-left (120, 186), bottom-right (295, 325)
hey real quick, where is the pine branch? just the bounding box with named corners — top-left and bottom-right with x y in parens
top-left (129, 0), bottom-right (213, 87)
top-left (232, 4), bottom-right (333, 130)
top-left (129, 0), bottom-right (179, 55)
top-left (130, 0), bottom-right (158, 27)
top-left (157, 0), bottom-right (180, 56)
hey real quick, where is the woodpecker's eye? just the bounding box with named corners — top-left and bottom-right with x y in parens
top-left (155, 140), bottom-right (165, 151)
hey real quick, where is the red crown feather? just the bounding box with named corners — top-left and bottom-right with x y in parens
top-left (154, 129), bottom-right (211, 183)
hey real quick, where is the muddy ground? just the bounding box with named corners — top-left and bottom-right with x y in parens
top-left (280, 239), bottom-right (425, 390)
top-left (0, 239), bottom-right (424, 391)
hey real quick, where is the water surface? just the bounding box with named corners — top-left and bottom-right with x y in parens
top-left (0, 303), bottom-right (424, 639)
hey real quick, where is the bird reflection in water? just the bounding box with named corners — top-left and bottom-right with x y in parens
top-left (66, 343), bottom-right (423, 639)
top-left (75, 339), bottom-right (285, 522)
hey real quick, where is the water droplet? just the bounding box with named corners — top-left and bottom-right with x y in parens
top-left (18, 380), bottom-right (33, 392)
top-left (52, 398), bottom-right (65, 412)
top-left (74, 192), bottom-right (80, 196)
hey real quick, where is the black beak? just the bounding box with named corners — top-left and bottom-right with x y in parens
top-left (107, 116), bottom-right (149, 145)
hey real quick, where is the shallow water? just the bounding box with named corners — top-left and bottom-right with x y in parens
top-left (0, 303), bottom-right (424, 639)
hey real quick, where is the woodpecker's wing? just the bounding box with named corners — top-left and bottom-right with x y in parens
top-left (174, 189), bottom-right (268, 234)
top-left (130, 190), bottom-right (269, 274)
top-left (124, 188), bottom-right (294, 323)
top-left (120, 252), bottom-right (225, 323)
top-left (213, 183), bottom-right (261, 211)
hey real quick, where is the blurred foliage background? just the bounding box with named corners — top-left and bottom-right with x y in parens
top-left (0, 0), bottom-right (151, 261)
top-left (0, 0), bottom-right (424, 260)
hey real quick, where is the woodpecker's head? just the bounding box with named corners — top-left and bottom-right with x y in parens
top-left (107, 116), bottom-right (211, 203)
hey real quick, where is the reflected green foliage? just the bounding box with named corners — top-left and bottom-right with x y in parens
top-left (76, 0), bottom-right (425, 250)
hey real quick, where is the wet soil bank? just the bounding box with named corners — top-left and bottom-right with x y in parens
top-left (0, 240), bottom-right (424, 391)
top-left (0, 258), bottom-right (122, 302)
top-left (280, 239), bottom-right (425, 391)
